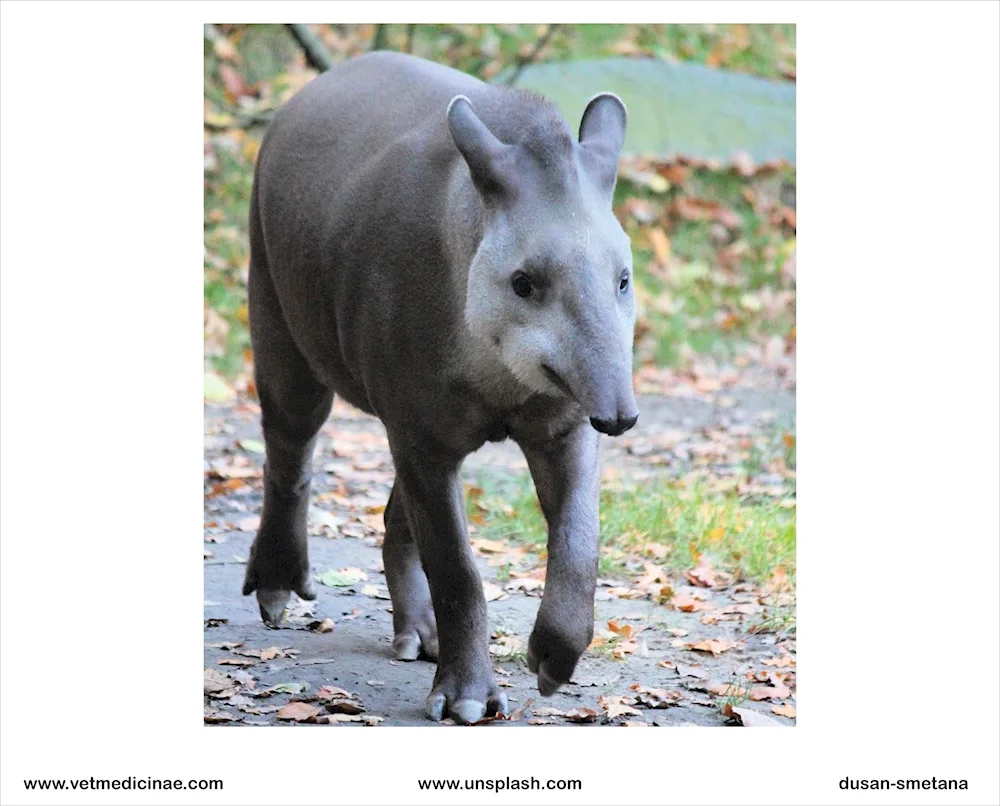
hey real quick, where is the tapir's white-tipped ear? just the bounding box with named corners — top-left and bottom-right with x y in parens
top-left (578, 93), bottom-right (628, 198)
top-left (447, 95), bottom-right (510, 196)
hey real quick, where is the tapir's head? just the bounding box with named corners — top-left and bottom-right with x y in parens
top-left (448, 92), bottom-right (638, 436)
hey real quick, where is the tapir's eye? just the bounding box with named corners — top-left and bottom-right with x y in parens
top-left (619, 271), bottom-right (630, 292)
top-left (511, 271), bottom-right (534, 299)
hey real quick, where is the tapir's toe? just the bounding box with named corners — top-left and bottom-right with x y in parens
top-left (527, 644), bottom-right (575, 697)
top-left (451, 699), bottom-right (487, 725)
top-left (256, 589), bottom-right (291, 627)
top-left (425, 677), bottom-right (507, 724)
top-left (393, 633), bottom-right (422, 662)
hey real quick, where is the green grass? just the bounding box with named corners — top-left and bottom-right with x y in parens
top-left (205, 24), bottom-right (796, 379)
top-left (468, 472), bottom-right (796, 587)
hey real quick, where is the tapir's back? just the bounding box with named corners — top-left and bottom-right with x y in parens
top-left (251, 52), bottom-right (494, 412)
top-left (259, 52), bottom-right (480, 190)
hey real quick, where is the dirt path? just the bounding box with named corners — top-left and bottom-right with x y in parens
top-left (204, 384), bottom-right (795, 727)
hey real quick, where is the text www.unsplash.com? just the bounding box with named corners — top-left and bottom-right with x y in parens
top-left (24, 777), bottom-right (223, 792)
top-left (418, 777), bottom-right (581, 792)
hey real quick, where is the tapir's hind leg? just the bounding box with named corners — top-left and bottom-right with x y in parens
top-left (241, 202), bottom-right (334, 626)
top-left (382, 482), bottom-right (439, 660)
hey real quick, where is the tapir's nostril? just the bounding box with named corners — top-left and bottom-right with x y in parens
top-left (590, 413), bottom-right (639, 437)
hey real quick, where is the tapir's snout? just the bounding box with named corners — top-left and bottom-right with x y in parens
top-left (589, 411), bottom-right (638, 437)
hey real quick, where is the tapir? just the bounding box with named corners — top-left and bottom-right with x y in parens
top-left (241, 51), bottom-right (638, 724)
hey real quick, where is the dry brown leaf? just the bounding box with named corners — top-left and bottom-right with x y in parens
top-left (217, 657), bottom-right (256, 667)
top-left (686, 638), bottom-right (738, 655)
top-left (685, 556), bottom-right (719, 587)
top-left (648, 227), bottom-right (671, 267)
top-left (563, 707), bottom-right (599, 723)
top-left (598, 695), bottom-right (641, 719)
top-left (471, 538), bottom-right (509, 554)
top-left (317, 713), bottom-right (363, 724)
top-left (204, 668), bottom-right (233, 695)
top-left (671, 593), bottom-right (715, 612)
top-left (771, 703), bottom-right (796, 718)
top-left (276, 702), bottom-right (322, 722)
top-left (630, 684), bottom-right (684, 709)
top-left (204, 707), bottom-right (236, 723)
top-left (748, 683), bottom-right (792, 701)
top-left (482, 581), bottom-right (506, 602)
top-left (762, 655), bottom-right (796, 668)
top-left (311, 618), bottom-right (335, 634)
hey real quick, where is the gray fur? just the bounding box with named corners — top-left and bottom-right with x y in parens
top-left (241, 52), bottom-right (637, 724)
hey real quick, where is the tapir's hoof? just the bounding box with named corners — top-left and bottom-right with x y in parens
top-left (393, 629), bottom-right (439, 662)
top-left (256, 589), bottom-right (291, 627)
top-left (393, 634), bottom-right (421, 661)
top-left (425, 687), bottom-right (508, 724)
top-left (527, 646), bottom-right (569, 697)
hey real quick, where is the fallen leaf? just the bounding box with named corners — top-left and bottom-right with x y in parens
top-left (686, 638), bottom-right (739, 655)
top-left (482, 581), bottom-right (506, 602)
top-left (771, 703), bottom-right (796, 718)
top-left (489, 635), bottom-right (523, 658)
top-left (685, 556), bottom-right (719, 587)
top-left (204, 707), bottom-right (236, 723)
top-left (508, 697), bottom-right (535, 722)
top-left (648, 227), bottom-right (671, 266)
top-left (762, 655), bottom-right (796, 668)
top-left (311, 618), bottom-right (335, 634)
top-left (598, 695), bottom-right (641, 719)
top-left (532, 707), bottom-right (566, 717)
top-left (217, 657), bottom-right (256, 667)
top-left (325, 699), bottom-right (366, 715)
top-left (671, 593), bottom-right (715, 612)
top-left (562, 707), bottom-right (599, 723)
top-left (238, 438), bottom-right (265, 454)
top-left (748, 683), bottom-right (792, 701)
top-left (674, 662), bottom-right (708, 679)
top-left (259, 682), bottom-right (308, 697)
top-left (630, 684), bottom-right (684, 708)
top-left (361, 715), bottom-right (384, 726)
top-left (316, 567), bottom-right (367, 587)
top-left (237, 515), bottom-right (260, 532)
top-left (666, 627), bottom-right (689, 637)
top-left (471, 538), bottom-right (509, 554)
top-left (722, 703), bottom-right (782, 727)
top-left (317, 713), bottom-right (363, 724)
top-left (204, 668), bottom-right (233, 695)
top-left (204, 371), bottom-right (234, 403)
top-left (276, 702), bottom-right (321, 722)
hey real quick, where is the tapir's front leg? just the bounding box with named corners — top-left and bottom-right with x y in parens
top-left (390, 443), bottom-right (507, 724)
top-left (521, 425), bottom-right (601, 696)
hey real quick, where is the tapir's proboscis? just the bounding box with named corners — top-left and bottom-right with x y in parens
top-left (242, 52), bottom-right (638, 724)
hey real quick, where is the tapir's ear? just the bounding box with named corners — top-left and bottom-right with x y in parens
top-left (578, 93), bottom-right (628, 198)
top-left (447, 95), bottom-right (510, 198)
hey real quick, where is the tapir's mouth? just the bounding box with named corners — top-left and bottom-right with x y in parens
top-left (541, 365), bottom-right (576, 401)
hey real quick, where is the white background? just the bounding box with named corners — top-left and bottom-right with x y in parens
top-left (1, 2), bottom-right (998, 805)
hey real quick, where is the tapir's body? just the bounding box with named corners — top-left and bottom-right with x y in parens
top-left (243, 52), bottom-right (638, 723)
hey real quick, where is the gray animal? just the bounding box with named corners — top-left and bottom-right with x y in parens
top-left (242, 51), bottom-right (638, 724)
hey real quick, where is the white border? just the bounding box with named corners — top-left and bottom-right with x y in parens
top-left (1, 3), bottom-right (998, 805)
